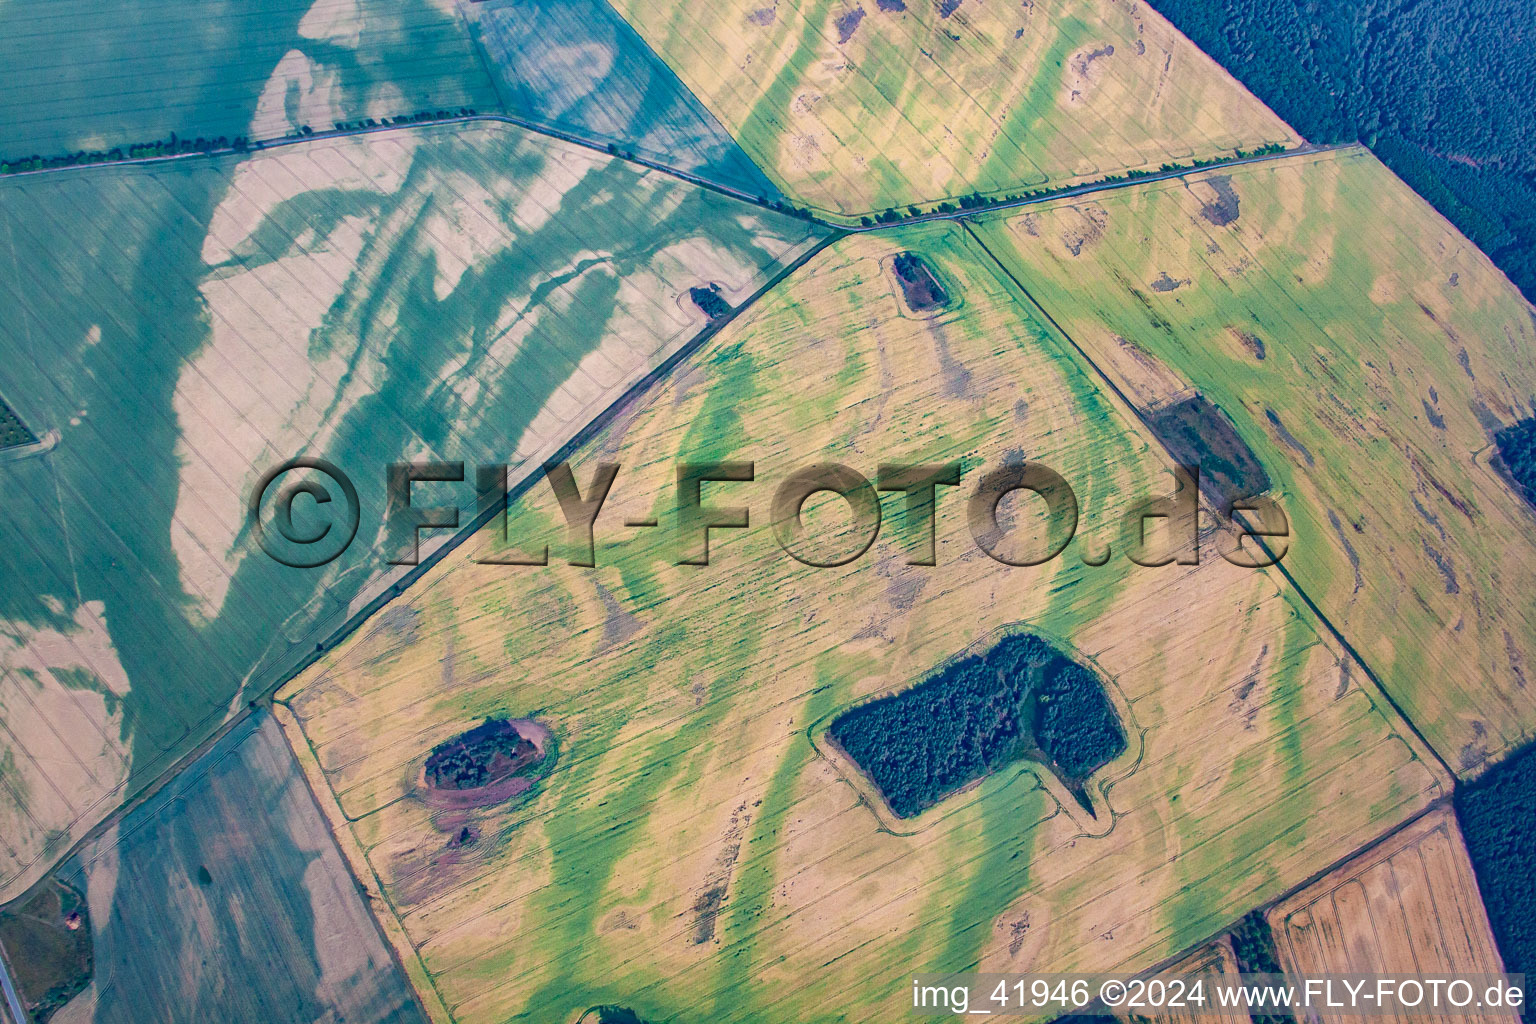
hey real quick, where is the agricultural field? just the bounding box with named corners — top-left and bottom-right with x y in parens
top-left (1119, 939), bottom-right (1251, 1024)
top-left (466, 0), bottom-right (784, 198)
top-left (38, 711), bottom-right (427, 1024)
top-left (971, 147), bottom-right (1536, 772)
top-left (1268, 805), bottom-right (1514, 1022)
top-left (279, 223), bottom-right (1445, 1024)
top-left (606, 0), bottom-right (1297, 218)
top-left (0, 0), bottom-right (498, 161)
top-left (0, 120), bottom-right (825, 903)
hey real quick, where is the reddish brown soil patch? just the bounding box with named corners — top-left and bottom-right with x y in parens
top-left (424, 772), bottom-right (535, 810)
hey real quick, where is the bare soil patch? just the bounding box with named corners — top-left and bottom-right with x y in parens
top-left (1144, 394), bottom-right (1271, 506)
top-left (835, 5), bottom-right (865, 43)
top-left (1198, 175), bottom-right (1241, 226)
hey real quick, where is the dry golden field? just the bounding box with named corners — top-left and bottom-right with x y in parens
top-left (278, 222), bottom-right (1444, 1023)
top-left (1268, 804), bottom-right (1514, 1023)
top-left (1123, 939), bottom-right (1252, 1024)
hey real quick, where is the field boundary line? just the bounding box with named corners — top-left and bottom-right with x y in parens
top-left (1130, 797), bottom-right (1451, 989)
top-left (0, 226), bottom-right (840, 917)
top-left (959, 218), bottom-right (1459, 786)
top-left (1, 113), bottom-right (1355, 231)
top-left (271, 703), bottom-right (455, 1024)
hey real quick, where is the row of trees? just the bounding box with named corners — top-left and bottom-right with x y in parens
top-left (1148, 0), bottom-right (1536, 301)
top-left (1, 108), bottom-right (484, 176)
top-left (1, 132), bottom-right (249, 175)
top-left (829, 633), bottom-right (1125, 817)
top-left (331, 107), bottom-right (478, 133)
top-left (857, 144), bottom-right (1287, 225)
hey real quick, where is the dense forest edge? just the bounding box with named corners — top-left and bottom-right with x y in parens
top-left (0, 397), bottom-right (37, 450)
top-left (829, 632), bottom-right (1125, 818)
top-left (1147, 0), bottom-right (1536, 303)
top-left (1494, 418), bottom-right (1536, 504)
top-left (1456, 741), bottom-right (1536, 1011)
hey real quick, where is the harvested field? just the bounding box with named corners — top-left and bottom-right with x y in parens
top-left (279, 223), bottom-right (1444, 1024)
top-left (48, 711), bottom-right (428, 1024)
top-left (0, 0), bottom-right (498, 159)
top-left (972, 147), bottom-right (1536, 771)
top-left (1268, 805), bottom-right (1514, 1022)
top-left (606, 0), bottom-right (1297, 216)
top-left (1116, 939), bottom-right (1251, 1024)
top-left (0, 119), bottom-right (825, 902)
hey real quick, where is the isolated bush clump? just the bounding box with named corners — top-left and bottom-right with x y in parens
top-left (1494, 418), bottom-right (1536, 499)
top-left (424, 718), bottom-right (535, 790)
top-left (829, 633), bottom-right (1124, 817)
top-left (1455, 740), bottom-right (1536, 992)
top-left (688, 284), bottom-right (731, 321)
top-left (891, 251), bottom-right (949, 310)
